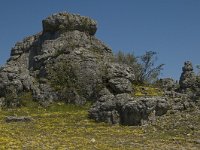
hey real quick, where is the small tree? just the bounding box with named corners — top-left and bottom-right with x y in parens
top-left (137, 51), bottom-right (164, 83)
top-left (114, 50), bottom-right (164, 84)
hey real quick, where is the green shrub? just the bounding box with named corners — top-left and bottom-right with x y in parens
top-left (114, 50), bottom-right (164, 84)
top-left (18, 92), bottom-right (38, 108)
top-left (47, 60), bottom-right (83, 102)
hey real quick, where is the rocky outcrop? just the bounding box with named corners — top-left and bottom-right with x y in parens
top-left (179, 61), bottom-right (196, 91)
top-left (89, 61), bottom-right (200, 126)
top-left (89, 62), bottom-right (170, 125)
top-left (89, 63), bottom-right (136, 124)
top-left (89, 91), bottom-right (170, 125)
top-left (121, 97), bottom-right (169, 125)
top-left (0, 12), bottom-right (112, 107)
top-left (157, 78), bottom-right (178, 91)
top-left (1, 12), bottom-right (199, 127)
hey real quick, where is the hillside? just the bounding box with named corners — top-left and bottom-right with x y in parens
top-left (0, 12), bottom-right (200, 149)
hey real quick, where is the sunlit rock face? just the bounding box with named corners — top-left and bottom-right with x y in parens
top-left (0, 12), bottom-right (113, 107)
top-left (42, 12), bottom-right (97, 36)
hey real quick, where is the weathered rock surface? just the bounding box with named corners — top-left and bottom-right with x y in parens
top-left (122, 97), bottom-right (169, 125)
top-left (88, 61), bottom-right (171, 125)
top-left (89, 92), bottom-right (170, 125)
top-left (179, 61), bottom-right (196, 91)
top-left (89, 61), bottom-right (200, 126)
top-left (42, 12), bottom-right (97, 35)
top-left (157, 78), bottom-right (178, 91)
top-left (0, 12), bottom-right (112, 107)
top-left (108, 78), bottom-right (132, 94)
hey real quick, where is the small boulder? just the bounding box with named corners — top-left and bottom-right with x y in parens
top-left (155, 99), bottom-right (170, 116)
top-left (108, 78), bottom-right (132, 94)
top-left (121, 97), bottom-right (158, 125)
top-left (106, 63), bottom-right (135, 81)
top-left (5, 116), bottom-right (32, 123)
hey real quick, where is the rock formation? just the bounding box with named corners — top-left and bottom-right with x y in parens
top-left (89, 63), bottom-right (170, 125)
top-left (179, 61), bottom-right (196, 92)
top-left (157, 78), bottom-right (178, 91)
top-left (0, 12), bottom-right (113, 107)
top-left (89, 61), bottom-right (200, 125)
top-left (0, 12), bottom-right (199, 126)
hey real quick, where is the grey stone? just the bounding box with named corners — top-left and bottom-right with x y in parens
top-left (0, 12), bottom-right (112, 107)
top-left (89, 94), bottom-right (170, 126)
top-left (155, 99), bottom-right (170, 116)
top-left (121, 97), bottom-right (169, 125)
top-left (158, 78), bottom-right (177, 91)
top-left (42, 12), bottom-right (97, 36)
top-left (108, 78), bottom-right (132, 94)
top-left (115, 93), bottom-right (133, 108)
top-left (179, 61), bottom-right (196, 91)
top-left (5, 116), bottom-right (32, 123)
top-left (106, 63), bottom-right (135, 81)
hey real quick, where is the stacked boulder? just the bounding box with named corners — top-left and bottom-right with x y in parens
top-left (89, 63), bottom-right (135, 124)
top-left (162, 61), bottom-right (200, 112)
top-left (178, 61), bottom-right (200, 106)
top-left (179, 61), bottom-right (196, 92)
top-left (89, 63), bottom-right (170, 125)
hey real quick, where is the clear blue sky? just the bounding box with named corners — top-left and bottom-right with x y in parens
top-left (0, 0), bottom-right (200, 80)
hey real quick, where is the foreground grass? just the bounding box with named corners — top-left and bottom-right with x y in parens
top-left (0, 102), bottom-right (200, 150)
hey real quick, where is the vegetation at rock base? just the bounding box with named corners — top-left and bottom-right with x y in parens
top-left (0, 101), bottom-right (200, 149)
top-left (114, 50), bottom-right (164, 84)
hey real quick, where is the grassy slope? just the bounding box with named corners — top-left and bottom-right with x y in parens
top-left (0, 101), bottom-right (200, 150)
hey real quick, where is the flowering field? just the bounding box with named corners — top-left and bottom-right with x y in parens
top-left (0, 102), bottom-right (199, 149)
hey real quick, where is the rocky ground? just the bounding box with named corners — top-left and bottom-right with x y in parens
top-left (0, 101), bottom-right (200, 149)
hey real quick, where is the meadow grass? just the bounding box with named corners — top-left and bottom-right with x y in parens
top-left (0, 101), bottom-right (200, 149)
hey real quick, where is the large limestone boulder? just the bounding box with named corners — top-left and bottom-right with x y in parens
top-left (0, 12), bottom-right (112, 107)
